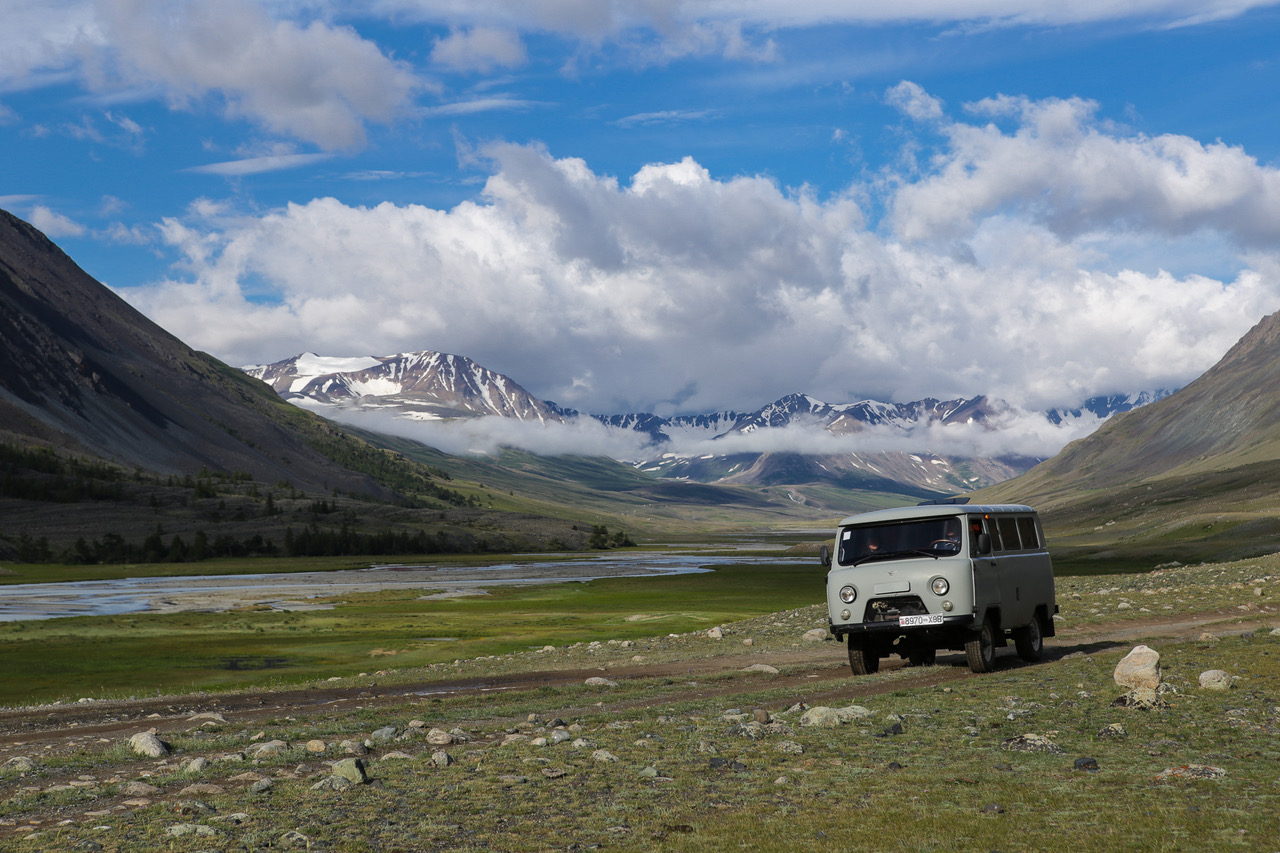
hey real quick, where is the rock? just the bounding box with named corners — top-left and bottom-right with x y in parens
top-left (801, 628), bottom-right (828, 642)
top-left (305, 739), bottom-right (327, 753)
top-left (592, 750), bottom-right (619, 763)
top-left (249, 739), bottom-right (288, 758)
top-left (340, 740), bottom-right (368, 756)
top-left (179, 783), bottom-right (225, 796)
top-left (4, 757), bottom-right (36, 772)
top-left (280, 830), bottom-right (310, 848)
top-left (743, 664), bottom-right (779, 675)
top-left (129, 732), bottom-right (170, 758)
top-left (585, 676), bottom-right (618, 688)
top-left (166, 823), bottom-right (218, 838)
top-left (1156, 764), bottom-right (1226, 781)
top-left (1198, 632), bottom-right (1218, 642)
top-left (1097, 723), bottom-right (1127, 739)
top-left (1000, 733), bottom-right (1063, 753)
top-left (370, 726), bottom-right (398, 743)
top-left (1074, 757), bottom-right (1099, 772)
top-left (331, 758), bottom-right (369, 785)
top-left (1199, 670), bottom-right (1235, 691)
top-left (430, 751), bottom-right (454, 768)
top-left (425, 728), bottom-right (455, 745)
top-left (249, 778), bottom-right (274, 794)
top-left (1111, 688), bottom-right (1168, 710)
top-left (1114, 645), bottom-right (1161, 690)
top-left (121, 781), bottom-right (161, 796)
top-left (775, 741), bottom-right (804, 755)
top-left (311, 776), bottom-right (352, 791)
top-left (799, 705), bottom-right (873, 727)
top-left (707, 627), bottom-right (724, 640)
top-left (381, 751), bottom-right (413, 761)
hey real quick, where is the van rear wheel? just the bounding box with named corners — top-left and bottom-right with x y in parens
top-left (848, 640), bottom-right (879, 675)
top-left (965, 620), bottom-right (996, 673)
top-left (1013, 615), bottom-right (1044, 662)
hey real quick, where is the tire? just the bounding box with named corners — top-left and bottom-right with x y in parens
top-left (848, 640), bottom-right (880, 675)
top-left (1013, 614), bottom-right (1044, 662)
top-left (908, 647), bottom-right (936, 667)
top-left (965, 619), bottom-right (996, 673)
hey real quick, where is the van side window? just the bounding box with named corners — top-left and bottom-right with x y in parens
top-left (985, 516), bottom-right (1003, 552)
top-left (997, 516), bottom-right (1022, 551)
top-left (1017, 516), bottom-right (1040, 549)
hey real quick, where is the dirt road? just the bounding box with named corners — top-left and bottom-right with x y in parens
top-left (0, 608), bottom-right (1266, 754)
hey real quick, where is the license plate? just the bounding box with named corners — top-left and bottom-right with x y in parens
top-left (899, 613), bottom-right (944, 627)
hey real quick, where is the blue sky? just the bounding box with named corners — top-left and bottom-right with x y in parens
top-left (5, 1), bottom-right (1280, 457)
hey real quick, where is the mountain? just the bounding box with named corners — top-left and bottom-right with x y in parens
top-left (977, 308), bottom-right (1280, 569)
top-left (247, 350), bottom-right (1170, 496)
top-left (0, 209), bottom-right (397, 495)
top-left (245, 352), bottom-right (574, 423)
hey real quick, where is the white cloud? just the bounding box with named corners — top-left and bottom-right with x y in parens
top-left (118, 88), bottom-right (1280, 432)
top-left (886, 80), bottom-right (943, 122)
top-left (431, 26), bottom-right (527, 73)
top-left (0, 0), bottom-right (422, 151)
top-left (891, 92), bottom-right (1280, 248)
top-left (29, 205), bottom-right (87, 237)
top-left (186, 152), bottom-right (335, 176)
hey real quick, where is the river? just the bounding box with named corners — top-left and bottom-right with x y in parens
top-left (0, 553), bottom-right (803, 622)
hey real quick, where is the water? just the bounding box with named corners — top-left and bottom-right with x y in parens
top-left (0, 553), bottom-right (798, 622)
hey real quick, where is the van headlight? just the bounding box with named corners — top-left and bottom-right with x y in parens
top-left (839, 585), bottom-right (857, 604)
top-left (930, 576), bottom-right (950, 596)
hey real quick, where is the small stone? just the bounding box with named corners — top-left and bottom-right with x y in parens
top-left (250, 778), bottom-right (274, 794)
top-left (743, 664), bottom-right (779, 675)
top-left (331, 758), bottom-right (369, 785)
top-left (430, 751), bottom-right (454, 768)
top-left (1097, 723), bottom-right (1127, 738)
top-left (592, 750), bottom-right (619, 763)
top-left (305, 740), bottom-right (327, 753)
top-left (1000, 734), bottom-right (1063, 754)
top-left (1074, 757), bottom-right (1099, 772)
top-left (584, 676), bottom-right (618, 688)
top-left (369, 726), bottom-right (398, 743)
top-left (707, 627), bottom-right (724, 640)
top-left (129, 732), bottom-right (170, 758)
top-left (1199, 670), bottom-right (1234, 691)
top-left (981, 803), bottom-right (1005, 814)
top-left (801, 628), bottom-right (828, 642)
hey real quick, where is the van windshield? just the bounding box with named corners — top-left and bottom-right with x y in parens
top-left (837, 517), bottom-right (963, 566)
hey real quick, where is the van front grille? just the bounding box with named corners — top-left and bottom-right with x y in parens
top-left (865, 596), bottom-right (928, 622)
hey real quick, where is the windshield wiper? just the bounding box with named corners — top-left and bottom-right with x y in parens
top-left (852, 548), bottom-right (940, 567)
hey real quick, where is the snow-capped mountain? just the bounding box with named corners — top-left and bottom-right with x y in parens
top-left (244, 352), bottom-right (574, 423)
top-left (243, 350), bottom-right (1171, 495)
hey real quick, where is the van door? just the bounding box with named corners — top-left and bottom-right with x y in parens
top-left (970, 515), bottom-right (1002, 621)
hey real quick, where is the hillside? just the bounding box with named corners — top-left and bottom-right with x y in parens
top-left (0, 210), bottom-right (610, 560)
top-left (979, 309), bottom-right (1280, 570)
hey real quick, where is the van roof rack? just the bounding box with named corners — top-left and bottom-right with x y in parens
top-left (917, 497), bottom-right (971, 506)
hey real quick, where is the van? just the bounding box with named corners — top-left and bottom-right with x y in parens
top-left (820, 501), bottom-right (1058, 674)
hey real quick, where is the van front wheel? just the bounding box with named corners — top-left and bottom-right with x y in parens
top-left (848, 640), bottom-right (880, 675)
top-left (965, 620), bottom-right (996, 673)
top-left (1013, 615), bottom-right (1044, 662)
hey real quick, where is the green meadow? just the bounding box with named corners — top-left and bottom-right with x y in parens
top-left (0, 556), bottom-right (826, 706)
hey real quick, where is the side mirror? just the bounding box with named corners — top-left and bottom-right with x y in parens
top-left (975, 533), bottom-right (992, 556)
top-left (819, 544), bottom-right (831, 568)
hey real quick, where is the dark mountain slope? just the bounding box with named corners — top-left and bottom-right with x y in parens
top-left (0, 209), bottom-right (389, 495)
top-left (978, 309), bottom-right (1280, 569)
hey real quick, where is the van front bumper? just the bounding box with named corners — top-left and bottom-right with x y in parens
top-left (829, 613), bottom-right (977, 640)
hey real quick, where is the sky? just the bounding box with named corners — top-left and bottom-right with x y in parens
top-left (5, 1), bottom-right (1280, 460)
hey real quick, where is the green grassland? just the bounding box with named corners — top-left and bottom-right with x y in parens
top-left (0, 558), bottom-right (829, 706)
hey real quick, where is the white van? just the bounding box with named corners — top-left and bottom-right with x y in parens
top-left (820, 501), bottom-right (1058, 675)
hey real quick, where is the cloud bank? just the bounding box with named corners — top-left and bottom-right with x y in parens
top-left (122, 85), bottom-right (1280, 424)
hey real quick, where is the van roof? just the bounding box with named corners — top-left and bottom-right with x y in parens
top-left (836, 503), bottom-right (1036, 527)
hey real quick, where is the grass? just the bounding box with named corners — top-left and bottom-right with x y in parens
top-left (5, 612), bottom-right (1279, 851)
